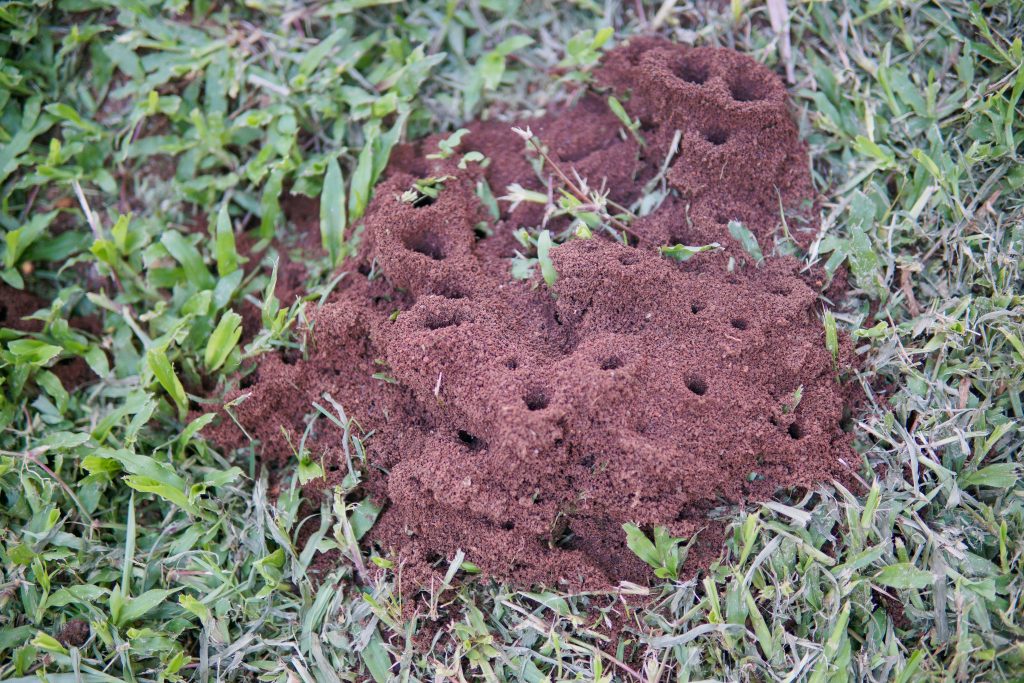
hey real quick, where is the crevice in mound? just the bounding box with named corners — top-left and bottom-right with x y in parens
top-left (215, 38), bottom-right (852, 590)
top-left (402, 231), bottom-right (446, 260)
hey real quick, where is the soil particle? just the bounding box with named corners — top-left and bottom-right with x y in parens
top-left (57, 618), bottom-right (90, 648)
top-left (213, 39), bottom-right (854, 588)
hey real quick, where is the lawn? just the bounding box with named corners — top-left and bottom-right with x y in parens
top-left (1, 0), bottom-right (1022, 681)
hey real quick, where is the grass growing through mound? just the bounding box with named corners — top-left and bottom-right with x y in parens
top-left (1, 0), bottom-right (1022, 681)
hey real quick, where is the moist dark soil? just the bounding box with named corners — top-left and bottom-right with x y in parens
top-left (212, 38), bottom-right (855, 588)
top-left (0, 284), bottom-right (99, 391)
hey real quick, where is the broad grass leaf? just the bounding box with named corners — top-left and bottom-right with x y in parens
top-left (146, 347), bottom-right (188, 420)
top-left (5, 210), bottom-right (58, 268)
top-left (361, 628), bottom-right (391, 683)
top-left (7, 339), bottom-right (62, 365)
top-left (115, 588), bottom-right (181, 627)
top-left (350, 498), bottom-right (381, 540)
top-left (214, 203), bottom-right (238, 276)
top-left (348, 141), bottom-right (374, 222)
top-left (321, 157), bottom-right (347, 267)
top-left (874, 563), bottom-right (933, 590)
top-left (727, 220), bottom-right (763, 263)
top-left (960, 463), bottom-right (1019, 489)
top-left (204, 310), bottom-right (242, 372)
top-left (44, 584), bottom-right (108, 610)
top-left (122, 475), bottom-right (200, 514)
top-left (536, 229), bottom-right (557, 286)
top-left (659, 243), bottom-right (720, 262)
top-left (623, 523), bottom-right (659, 567)
top-left (160, 231), bottom-right (214, 290)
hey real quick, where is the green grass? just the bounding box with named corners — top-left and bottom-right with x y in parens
top-left (1, 0), bottom-right (1022, 681)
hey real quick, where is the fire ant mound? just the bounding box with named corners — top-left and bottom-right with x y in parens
top-left (217, 38), bottom-right (854, 588)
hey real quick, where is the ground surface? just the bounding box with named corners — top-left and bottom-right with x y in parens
top-left (0, 1), bottom-right (1022, 682)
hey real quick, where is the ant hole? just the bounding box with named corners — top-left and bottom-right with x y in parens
top-left (505, 358), bottom-right (519, 370)
top-left (619, 252), bottom-right (640, 266)
top-left (788, 423), bottom-right (804, 440)
top-left (600, 356), bottom-right (623, 371)
top-left (691, 302), bottom-right (705, 314)
top-left (501, 521), bottom-right (515, 530)
top-left (731, 318), bottom-right (749, 331)
top-left (436, 287), bottom-right (466, 300)
top-left (357, 263), bottom-right (372, 277)
top-left (704, 128), bottom-right (728, 146)
top-left (675, 59), bottom-right (709, 85)
top-left (457, 430), bottom-right (485, 452)
top-left (240, 371), bottom-right (259, 389)
top-left (524, 389), bottom-right (549, 411)
top-left (686, 376), bottom-right (708, 396)
top-left (402, 232), bottom-right (446, 260)
top-left (412, 193), bottom-right (436, 208)
top-left (730, 76), bottom-right (768, 102)
top-left (425, 310), bottom-right (463, 330)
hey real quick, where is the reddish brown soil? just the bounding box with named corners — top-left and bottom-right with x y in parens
top-left (1, 284), bottom-right (98, 391)
top-left (56, 618), bottom-right (90, 648)
top-left (214, 38), bottom-right (853, 588)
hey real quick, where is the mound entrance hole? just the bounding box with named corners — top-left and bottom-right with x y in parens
top-left (523, 389), bottom-right (550, 411)
top-left (675, 58), bottom-right (709, 85)
top-left (729, 76), bottom-right (769, 102)
top-left (600, 356), bottom-right (623, 371)
top-left (402, 231), bottom-right (446, 260)
top-left (457, 430), bottom-right (485, 451)
top-left (704, 128), bottom-right (729, 146)
top-left (425, 309), bottom-right (464, 330)
top-left (686, 376), bottom-right (708, 396)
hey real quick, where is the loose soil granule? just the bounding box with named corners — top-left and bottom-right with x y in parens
top-left (215, 38), bottom-right (854, 588)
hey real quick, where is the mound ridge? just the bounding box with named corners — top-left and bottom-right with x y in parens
top-left (216, 38), bottom-right (853, 587)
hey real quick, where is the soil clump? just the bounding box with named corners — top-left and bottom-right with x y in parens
top-left (213, 38), bottom-right (854, 588)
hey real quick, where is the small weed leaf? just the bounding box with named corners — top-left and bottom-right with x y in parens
top-left (427, 128), bottom-right (470, 159)
top-left (623, 523), bottom-right (688, 580)
top-left (659, 242), bottom-right (721, 262)
top-left (608, 95), bottom-right (646, 146)
top-left (727, 220), bottom-right (763, 264)
top-left (536, 229), bottom-right (558, 287)
top-left (824, 310), bottom-right (839, 368)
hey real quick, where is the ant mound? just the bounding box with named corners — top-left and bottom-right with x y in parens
top-left (216, 38), bottom-right (854, 588)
